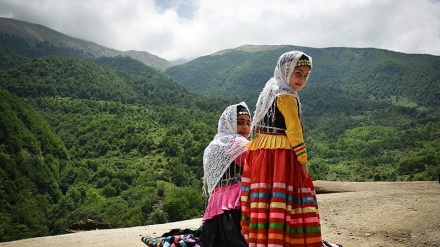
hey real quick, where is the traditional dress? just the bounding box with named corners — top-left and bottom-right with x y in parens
top-left (200, 102), bottom-right (250, 247)
top-left (241, 51), bottom-right (322, 247)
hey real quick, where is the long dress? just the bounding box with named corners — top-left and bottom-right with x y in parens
top-left (241, 95), bottom-right (322, 247)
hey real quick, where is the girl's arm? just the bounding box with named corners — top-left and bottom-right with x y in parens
top-left (277, 94), bottom-right (308, 165)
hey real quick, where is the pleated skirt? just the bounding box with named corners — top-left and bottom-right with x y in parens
top-left (241, 147), bottom-right (322, 247)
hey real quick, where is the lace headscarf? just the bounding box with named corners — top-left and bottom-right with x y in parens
top-left (252, 51), bottom-right (312, 132)
top-left (203, 102), bottom-right (250, 196)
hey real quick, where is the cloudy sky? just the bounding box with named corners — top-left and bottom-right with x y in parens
top-left (1, 0), bottom-right (439, 61)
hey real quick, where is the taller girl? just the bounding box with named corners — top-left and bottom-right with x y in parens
top-left (241, 51), bottom-right (322, 247)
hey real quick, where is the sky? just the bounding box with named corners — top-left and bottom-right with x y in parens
top-left (0, 0), bottom-right (439, 61)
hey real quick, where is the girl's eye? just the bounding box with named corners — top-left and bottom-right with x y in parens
top-left (237, 120), bottom-right (251, 126)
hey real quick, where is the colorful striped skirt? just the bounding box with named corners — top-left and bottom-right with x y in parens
top-left (241, 148), bottom-right (322, 247)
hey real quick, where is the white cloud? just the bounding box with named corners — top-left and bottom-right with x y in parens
top-left (0, 0), bottom-right (439, 60)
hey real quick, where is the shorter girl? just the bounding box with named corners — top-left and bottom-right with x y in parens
top-left (200, 102), bottom-right (251, 247)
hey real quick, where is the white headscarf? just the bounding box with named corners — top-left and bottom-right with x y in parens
top-left (252, 51), bottom-right (312, 132)
top-left (203, 102), bottom-right (250, 196)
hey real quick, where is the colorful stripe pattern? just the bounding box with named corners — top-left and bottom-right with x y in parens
top-left (241, 148), bottom-right (322, 247)
top-left (141, 228), bottom-right (201, 247)
top-left (292, 142), bottom-right (307, 163)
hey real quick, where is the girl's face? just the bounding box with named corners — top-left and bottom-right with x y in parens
top-left (289, 65), bottom-right (311, 92)
top-left (237, 114), bottom-right (251, 138)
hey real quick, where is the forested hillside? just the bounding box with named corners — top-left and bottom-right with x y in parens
top-left (166, 45), bottom-right (440, 109)
top-left (0, 89), bottom-right (67, 240)
top-left (1, 37), bottom-right (439, 243)
top-left (0, 51), bottom-right (227, 241)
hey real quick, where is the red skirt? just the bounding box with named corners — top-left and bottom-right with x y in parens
top-left (241, 148), bottom-right (322, 247)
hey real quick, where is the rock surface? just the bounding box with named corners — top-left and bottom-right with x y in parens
top-left (0, 181), bottom-right (439, 247)
top-left (66, 219), bottom-right (112, 233)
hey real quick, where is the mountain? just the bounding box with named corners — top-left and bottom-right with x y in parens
top-left (0, 17), bottom-right (173, 70)
top-left (165, 44), bottom-right (440, 110)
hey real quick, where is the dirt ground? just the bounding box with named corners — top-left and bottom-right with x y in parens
top-left (1, 181), bottom-right (439, 247)
top-left (315, 181), bottom-right (440, 247)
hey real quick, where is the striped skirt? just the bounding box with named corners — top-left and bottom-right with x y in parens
top-left (241, 148), bottom-right (322, 247)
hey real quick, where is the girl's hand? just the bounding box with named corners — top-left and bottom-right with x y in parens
top-left (301, 163), bottom-right (309, 178)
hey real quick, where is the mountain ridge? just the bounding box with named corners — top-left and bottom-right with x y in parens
top-left (4, 16), bottom-right (437, 72)
top-left (165, 45), bottom-right (440, 110)
top-left (0, 17), bottom-right (173, 70)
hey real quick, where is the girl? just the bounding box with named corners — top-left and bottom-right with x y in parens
top-left (200, 102), bottom-right (251, 247)
top-left (241, 51), bottom-right (322, 246)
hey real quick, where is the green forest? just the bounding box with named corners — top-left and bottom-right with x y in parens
top-left (1, 33), bottom-right (439, 243)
